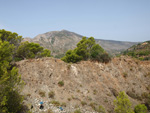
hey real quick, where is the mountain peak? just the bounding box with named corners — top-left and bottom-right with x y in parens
top-left (23, 30), bottom-right (138, 57)
top-left (61, 29), bottom-right (70, 32)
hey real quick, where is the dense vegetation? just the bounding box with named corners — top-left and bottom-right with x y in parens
top-left (114, 91), bottom-right (148, 113)
top-left (61, 37), bottom-right (111, 63)
top-left (16, 41), bottom-right (51, 61)
top-left (123, 41), bottom-right (150, 60)
top-left (0, 29), bottom-right (51, 112)
top-left (0, 29), bottom-right (24, 112)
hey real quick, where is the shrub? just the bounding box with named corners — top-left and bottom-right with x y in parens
top-left (87, 96), bottom-right (92, 101)
top-left (61, 50), bottom-right (82, 63)
top-left (48, 91), bottom-right (55, 98)
top-left (144, 94), bottom-right (150, 111)
top-left (99, 53), bottom-right (111, 63)
top-left (89, 102), bottom-right (97, 110)
top-left (96, 105), bottom-right (106, 113)
top-left (134, 104), bottom-right (147, 113)
top-left (27, 93), bottom-right (31, 97)
top-left (75, 104), bottom-right (79, 108)
top-left (93, 89), bottom-right (97, 95)
top-left (50, 100), bottom-right (60, 107)
top-left (126, 91), bottom-right (141, 100)
top-left (68, 98), bottom-right (71, 101)
top-left (123, 72), bottom-right (128, 78)
top-left (114, 91), bottom-right (134, 113)
top-left (47, 109), bottom-right (54, 113)
top-left (74, 109), bottom-right (82, 113)
top-left (81, 101), bottom-right (87, 106)
top-left (58, 81), bottom-right (64, 87)
top-left (110, 88), bottom-right (119, 97)
top-left (141, 92), bottom-right (149, 98)
top-left (77, 89), bottom-right (80, 93)
top-left (61, 102), bottom-right (66, 107)
top-left (39, 90), bottom-right (45, 97)
top-left (67, 64), bottom-right (71, 70)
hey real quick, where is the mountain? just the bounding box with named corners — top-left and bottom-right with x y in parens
top-left (16, 56), bottom-right (150, 112)
top-left (123, 41), bottom-right (150, 60)
top-left (23, 30), bottom-right (138, 57)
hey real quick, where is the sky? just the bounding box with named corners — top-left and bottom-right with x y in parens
top-left (0, 0), bottom-right (150, 42)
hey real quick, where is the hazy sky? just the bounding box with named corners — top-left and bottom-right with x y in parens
top-left (0, 0), bottom-right (150, 42)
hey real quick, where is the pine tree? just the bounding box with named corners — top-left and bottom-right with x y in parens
top-left (114, 91), bottom-right (134, 113)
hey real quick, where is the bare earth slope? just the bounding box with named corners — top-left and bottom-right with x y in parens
top-left (16, 56), bottom-right (150, 113)
top-left (23, 30), bottom-right (138, 57)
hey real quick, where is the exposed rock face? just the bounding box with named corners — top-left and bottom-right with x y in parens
top-left (23, 30), bottom-right (138, 57)
top-left (16, 56), bottom-right (150, 113)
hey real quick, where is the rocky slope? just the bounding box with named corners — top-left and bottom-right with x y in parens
top-left (23, 30), bottom-right (138, 57)
top-left (123, 41), bottom-right (150, 60)
top-left (16, 56), bottom-right (150, 113)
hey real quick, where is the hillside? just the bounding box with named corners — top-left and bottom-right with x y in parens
top-left (123, 41), bottom-right (150, 60)
top-left (16, 56), bottom-right (150, 113)
top-left (23, 30), bottom-right (138, 57)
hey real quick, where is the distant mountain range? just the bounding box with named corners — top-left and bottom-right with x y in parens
top-left (23, 30), bottom-right (138, 58)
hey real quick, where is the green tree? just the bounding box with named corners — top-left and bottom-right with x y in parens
top-left (76, 37), bottom-right (95, 60)
top-left (40, 49), bottom-right (51, 57)
top-left (114, 91), bottom-right (134, 113)
top-left (134, 104), bottom-right (147, 113)
top-left (0, 39), bottom-right (24, 112)
top-left (0, 29), bottom-right (22, 46)
top-left (16, 41), bottom-right (51, 60)
top-left (62, 36), bottom-right (111, 63)
top-left (90, 44), bottom-right (105, 61)
top-left (61, 50), bottom-right (82, 63)
top-left (0, 29), bottom-right (22, 61)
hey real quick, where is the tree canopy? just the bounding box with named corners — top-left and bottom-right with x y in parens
top-left (0, 39), bottom-right (24, 112)
top-left (0, 29), bottom-right (51, 112)
top-left (16, 41), bottom-right (51, 60)
top-left (0, 29), bottom-right (22, 46)
top-left (134, 104), bottom-right (147, 113)
top-left (61, 37), bottom-right (111, 63)
top-left (114, 91), bottom-right (134, 113)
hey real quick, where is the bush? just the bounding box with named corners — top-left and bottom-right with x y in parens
top-left (81, 101), bottom-right (87, 106)
top-left (89, 102), bottom-right (97, 110)
top-left (134, 104), bottom-right (147, 113)
top-left (93, 89), bottom-right (97, 95)
top-left (50, 100), bottom-right (60, 107)
top-left (123, 72), bottom-right (128, 78)
top-left (58, 81), bottom-right (64, 87)
top-left (144, 94), bottom-right (150, 111)
top-left (110, 88), bottom-right (119, 97)
top-left (47, 109), bottom-right (54, 113)
top-left (61, 102), bottom-right (66, 107)
top-left (16, 41), bottom-right (51, 59)
top-left (114, 91), bottom-right (134, 113)
top-left (68, 98), bottom-right (71, 101)
top-left (48, 91), bottom-right (55, 98)
top-left (126, 91), bottom-right (141, 100)
top-left (100, 53), bottom-right (111, 63)
top-left (61, 50), bottom-right (82, 63)
top-left (74, 109), bottom-right (82, 113)
top-left (39, 90), bottom-right (46, 97)
top-left (96, 105), bottom-right (106, 113)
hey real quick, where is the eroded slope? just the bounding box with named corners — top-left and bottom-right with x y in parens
top-left (16, 56), bottom-right (150, 113)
